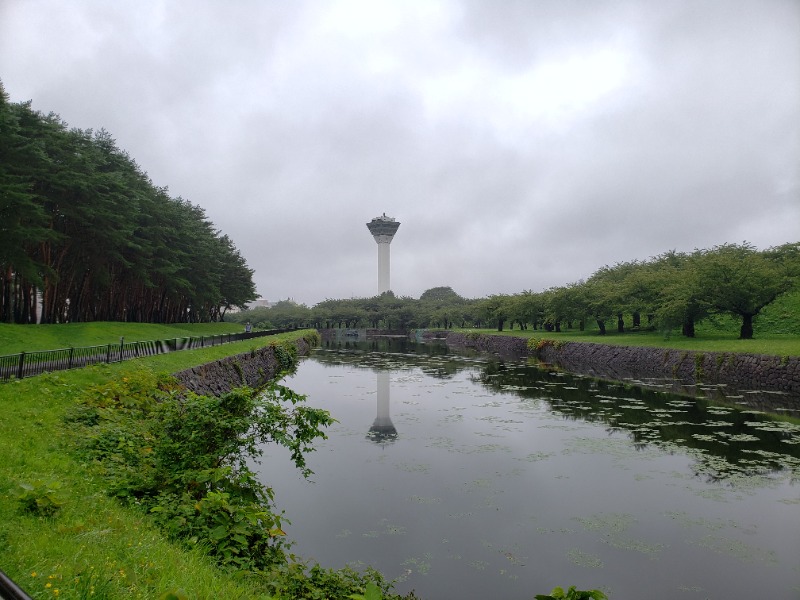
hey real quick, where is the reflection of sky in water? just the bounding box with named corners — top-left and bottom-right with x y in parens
top-left (252, 342), bottom-right (800, 600)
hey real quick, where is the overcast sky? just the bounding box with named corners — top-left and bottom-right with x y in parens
top-left (2, 0), bottom-right (798, 306)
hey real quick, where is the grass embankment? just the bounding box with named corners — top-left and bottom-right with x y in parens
top-left (459, 289), bottom-right (800, 357)
top-left (0, 328), bottom-right (326, 599)
top-left (0, 322), bottom-right (245, 355)
top-left (460, 328), bottom-right (800, 357)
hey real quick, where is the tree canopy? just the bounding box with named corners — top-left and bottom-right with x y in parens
top-left (0, 83), bottom-right (257, 324)
top-left (230, 243), bottom-right (797, 340)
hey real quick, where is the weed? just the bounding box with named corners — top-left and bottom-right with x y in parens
top-left (535, 586), bottom-right (607, 600)
top-left (17, 480), bottom-right (65, 517)
top-left (272, 342), bottom-right (298, 372)
top-left (232, 360), bottom-right (245, 383)
top-left (694, 353), bottom-right (705, 381)
top-left (302, 330), bottom-right (321, 347)
top-left (527, 338), bottom-right (563, 353)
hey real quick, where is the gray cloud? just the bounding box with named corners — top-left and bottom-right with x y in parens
top-left (2, 0), bottom-right (797, 305)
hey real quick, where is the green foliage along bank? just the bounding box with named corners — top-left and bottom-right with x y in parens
top-left (0, 331), bottom-right (416, 599)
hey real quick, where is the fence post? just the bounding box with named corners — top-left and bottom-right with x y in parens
top-left (106, 344), bottom-right (112, 363)
top-left (16, 352), bottom-right (25, 380)
top-left (68, 348), bottom-right (74, 369)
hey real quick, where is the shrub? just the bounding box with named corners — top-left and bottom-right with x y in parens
top-left (535, 586), bottom-right (608, 600)
top-left (302, 330), bottom-right (321, 347)
top-left (16, 480), bottom-right (64, 517)
top-left (73, 375), bottom-right (333, 571)
top-left (694, 353), bottom-right (705, 381)
top-left (527, 338), bottom-right (565, 353)
top-left (272, 341), bottom-right (298, 372)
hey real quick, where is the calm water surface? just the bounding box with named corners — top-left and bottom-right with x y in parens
top-left (253, 340), bottom-right (800, 599)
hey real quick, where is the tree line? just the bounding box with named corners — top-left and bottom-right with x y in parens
top-left (0, 82), bottom-right (257, 324)
top-left (231, 243), bottom-right (798, 339)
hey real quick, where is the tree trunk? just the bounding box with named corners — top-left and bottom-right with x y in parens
top-left (682, 317), bottom-right (695, 338)
top-left (633, 312), bottom-right (641, 328)
top-left (3, 266), bottom-right (13, 323)
top-left (596, 319), bottom-right (606, 335)
top-left (740, 313), bottom-right (754, 339)
top-left (617, 313), bottom-right (624, 333)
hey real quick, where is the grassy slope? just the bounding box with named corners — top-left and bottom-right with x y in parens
top-left (0, 331), bottom-right (313, 600)
top-left (462, 288), bottom-right (800, 357)
top-left (0, 321), bottom-right (245, 355)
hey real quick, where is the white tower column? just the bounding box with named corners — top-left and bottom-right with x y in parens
top-left (376, 237), bottom-right (391, 294)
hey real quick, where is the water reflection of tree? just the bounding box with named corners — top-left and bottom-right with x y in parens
top-left (476, 360), bottom-right (800, 482)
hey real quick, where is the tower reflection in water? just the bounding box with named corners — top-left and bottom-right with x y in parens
top-left (367, 370), bottom-right (397, 445)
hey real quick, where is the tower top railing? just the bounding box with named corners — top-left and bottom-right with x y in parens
top-left (367, 213), bottom-right (400, 237)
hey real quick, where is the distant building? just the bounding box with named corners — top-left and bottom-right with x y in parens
top-left (246, 299), bottom-right (274, 310)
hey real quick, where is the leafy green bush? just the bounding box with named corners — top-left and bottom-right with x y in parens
top-left (535, 586), bottom-right (608, 600)
top-left (76, 373), bottom-right (333, 567)
top-left (16, 480), bottom-right (64, 517)
top-left (272, 341), bottom-right (299, 372)
top-left (265, 563), bottom-right (402, 600)
top-left (302, 330), bottom-right (322, 347)
top-left (527, 337), bottom-right (567, 353)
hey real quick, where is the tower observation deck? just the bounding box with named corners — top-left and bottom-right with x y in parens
top-left (366, 214), bottom-right (400, 294)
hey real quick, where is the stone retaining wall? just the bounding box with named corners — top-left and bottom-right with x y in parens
top-left (424, 331), bottom-right (800, 409)
top-left (173, 337), bottom-right (313, 396)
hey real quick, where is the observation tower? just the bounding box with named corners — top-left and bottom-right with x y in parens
top-left (366, 214), bottom-right (400, 294)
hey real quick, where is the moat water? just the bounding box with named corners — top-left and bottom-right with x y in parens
top-left (253, 339), bottom-right (800, 599)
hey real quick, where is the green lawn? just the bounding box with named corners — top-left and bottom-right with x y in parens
top-left (458, 288), bottom-right (800, 357)
top-left (458, 328), bottom-right (800, 357)
top-left (0, 330), bottom-right (316, 600)
top-left (0, 321), bottom-right (247, 355)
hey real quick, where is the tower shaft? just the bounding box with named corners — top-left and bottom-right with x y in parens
top-left (377, 240), bottom-right (391, 294)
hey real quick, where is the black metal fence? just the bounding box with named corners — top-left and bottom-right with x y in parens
top-left (0, 329), bottom-right (289, 382)
top-left (0, 568), bottom-right (32, 600)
